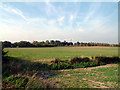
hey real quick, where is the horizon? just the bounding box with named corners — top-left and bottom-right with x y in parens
top-left (1, 40), bottom-right (119, 44)
top-left (0, 1), bottom-right (118, 44)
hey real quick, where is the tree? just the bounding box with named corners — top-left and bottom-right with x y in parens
top-left (2, 42), bottom-right (8, 57)
top-left (76, 42), bottom-right (80, 46)
top-left (3, 41), bottom-right (11, 47)
top-left (55, 40), bottom-right (61, 46)
top-left (45, 40), bottom-right (50, 45)
top-left (50, 40), bottom-right (55, 45)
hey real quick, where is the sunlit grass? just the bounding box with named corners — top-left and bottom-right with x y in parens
top-left (5, 47), bottom-right (118, 61)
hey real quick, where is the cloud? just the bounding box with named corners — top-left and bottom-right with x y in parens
top-left (1, 4), bottom-right (28, 21)
top-left (0, 3), bottom-right (43, 24)
top-left (58, 16), bottom-right (65, 21)
top-left (78, 28), bottom-right (84, 32)
top-left (0, 2), bottom-right (117, 44)
top-left (70, 15), bottom-right (74, 21)
top-left (83, 3), bottom-right (101, 23)
top-left (45, 1), bottom-right (56, 16)
top-left (57, 16), bottom-right (65, 26)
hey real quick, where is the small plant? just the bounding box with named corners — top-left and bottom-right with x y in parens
top-left (2, 74), bottom-right (29, 89)
top-left (50, 58), bottom-right (74, 70)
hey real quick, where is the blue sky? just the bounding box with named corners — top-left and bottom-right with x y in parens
top-left (0, 1), bottom-right (118, 44)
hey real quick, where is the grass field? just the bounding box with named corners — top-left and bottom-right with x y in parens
top-left (47, 64), bottom-right (118, 88)
top-left (3, 46), bottom-right (119, 89)
top-left (5, 46), bottom-right (118, 61)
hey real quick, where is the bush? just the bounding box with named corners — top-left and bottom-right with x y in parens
top-left (74, 61), bottom-right (100, 68)
top-left (50, 62), bottom-right (74, 70)
top-left (50, 56), bottom-right (120, 70)
top-left (70, 57), bottom-right (90, 64)
top-left (73, 62), bottom-right (85, 68)
top-left (50, 58), bottom-right (74, 70)
top-left (95, 56), bottom-right (119, 64)
top-left (82, 57), bottom-right (90, 62)
top-left (70, 57), bottom-right (80, 64)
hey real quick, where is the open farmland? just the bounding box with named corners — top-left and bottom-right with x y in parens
top-left (3, 46), bottom-right (119, 89)
top-left (5, 46), bottom-right (118, 62)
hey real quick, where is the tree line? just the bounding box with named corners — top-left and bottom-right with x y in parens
top-left (2, 40), bottom-right (120, 48)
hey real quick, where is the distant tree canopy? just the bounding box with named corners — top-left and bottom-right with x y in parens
top-left (2, 40), bottom-right (120, 48)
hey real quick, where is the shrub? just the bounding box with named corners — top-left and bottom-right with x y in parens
top-left (70, 57), bottom-right (82, 64)
top-left (82, 57), bottom-right (90, 62)
top-left (70, 57), bottom-right (91, 65)
top-left (50, 62), bottom-right (74, 70)
top-left (95, 56), bottom-right (119, 64)
top-left (73, 61), bottom-right (103, 68)
top-left (50, 59), bottom-right (74, 70)
top-left (73, 62), bottom-right (85, 68)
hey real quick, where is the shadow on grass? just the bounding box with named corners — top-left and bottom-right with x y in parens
top-left (2, 56), bottom-right (62, 88)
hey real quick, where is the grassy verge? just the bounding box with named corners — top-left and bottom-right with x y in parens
top-left (2, 55), bottom-right (119, 89)
top-left (48, 65), bottom-right (118, 88)
top-left (2, 56), bottom-right (60, 89)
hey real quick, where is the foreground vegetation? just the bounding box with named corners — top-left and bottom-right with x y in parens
top-left (2, 56), bottom-right (58, 89)
top-left (2, 55), bottom-right (119, 89)
top-left (48, 65), bottom-right (118, 88)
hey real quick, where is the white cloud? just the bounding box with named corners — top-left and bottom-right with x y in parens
top-left (58, 16), bottom-right (65, 21)
top-left (45, 1), bottom-right (56, 16)
top-left (70, 15), bottom-right (74, 21)
top-left (83, 3), bottom-right (101, 23)
top-left (78, 28), bottom-right (84, 32)
top-left (1, 4), bottom-right (28, 21)
top-left (57, 16), bottom-right (65, 26)
top-left (0, 4), bottom-right (42, 24)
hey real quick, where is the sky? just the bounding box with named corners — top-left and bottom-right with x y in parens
top-left (0, 1), bottom-right (118, 44)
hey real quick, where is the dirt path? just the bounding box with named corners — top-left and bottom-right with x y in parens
top-left (31, 59), bottom-right (54, 62)
top-left (60, 64), bottom-right (118, 72)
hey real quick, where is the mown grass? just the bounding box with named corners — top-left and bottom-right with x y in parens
top-left (48, 65), bottom-right (118, 88)
top-left (5, 47), bottom-right (118, 61)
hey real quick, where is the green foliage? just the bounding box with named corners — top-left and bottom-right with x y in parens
top-left (2, 74), bottom-right (29, 88)
top-left (50, 56), bottom-right (119, 70)
top-left (50, 58), bottom-right (74, 70)
top-left (2, 74), bottom-right (47, 89)
top-left (2, 40), bottom-right (119, 48)
top-left (73, 61), bottom-right (100, 68)
top-left (2, 45), bottom-right (8, 57)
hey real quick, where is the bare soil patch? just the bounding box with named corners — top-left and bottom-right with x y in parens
top-left (60, 64), bottom-right (118, 72)
top-left (31, 59), bottom-right (54, 62)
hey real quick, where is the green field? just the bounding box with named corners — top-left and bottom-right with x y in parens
top-left (3, 46), bottom-right (119, 88)
top-left (5, 46), bottom-right (118, 61)
top-left (47, 65), bottom-right (118, 88)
